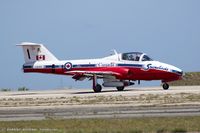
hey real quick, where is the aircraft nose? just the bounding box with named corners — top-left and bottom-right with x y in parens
top-left (171, 67), bottom-right (184, 76)
top-left (164, 63), bottom-right (183, 76)
top-left (178, 70), bottom-right (184, 76)
top-left (179, 70), bottom-right (184, 79)
top-left (159, 62), bottom-right (184, 78)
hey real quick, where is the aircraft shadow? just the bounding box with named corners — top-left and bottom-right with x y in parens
top-left (71, 89), bottom-right (132, 95)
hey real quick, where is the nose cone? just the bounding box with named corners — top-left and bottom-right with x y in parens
top-left (172, 69), bottom-right (183, 76)
top-left (160, 62), bottom-right (183, 76)
top-left (168, 64), bottom-right (184, 77)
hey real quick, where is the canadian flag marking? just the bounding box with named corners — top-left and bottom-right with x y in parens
top-left (36, 55), bottom-right (45, 61)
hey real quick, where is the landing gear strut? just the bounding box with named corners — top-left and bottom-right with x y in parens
top-left (162, 83), bottom-right (169, 90)
top-left (92, 74), bottom-right (102, 92)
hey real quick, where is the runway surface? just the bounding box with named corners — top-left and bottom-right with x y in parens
top-left (0, 86), bottom-right (200, 121)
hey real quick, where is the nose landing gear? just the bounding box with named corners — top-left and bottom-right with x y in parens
top-left (162, 83), bottom-right (169, 90)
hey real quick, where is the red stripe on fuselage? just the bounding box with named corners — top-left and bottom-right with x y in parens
top-left (23, 66), bottom-right (181, 82)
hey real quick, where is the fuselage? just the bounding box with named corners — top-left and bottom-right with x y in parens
top-left (23, 53), bottom-right (183, 83)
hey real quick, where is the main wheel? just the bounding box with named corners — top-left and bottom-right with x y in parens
top-left (93, 84), bottom-right (102, 92)
top-left (162, 83), bottom-right (169, 90)
top-left (116, 86), bottom-right (125, 91)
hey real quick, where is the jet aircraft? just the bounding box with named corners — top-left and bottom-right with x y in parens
top-left (17, 42), bottom-right (183, 92)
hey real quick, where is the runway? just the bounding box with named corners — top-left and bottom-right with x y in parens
top-left (0, 105), bottom-right (200, 121)
top-left (0, 86), bottom-right (200, 121)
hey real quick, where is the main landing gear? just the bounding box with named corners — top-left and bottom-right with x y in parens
top-left (93, 84), bottom-right (102, 92)
top-left (116, 86), bottom-right (125, 91)
top-left (162, 83), bottom-right (169, 90)
top-left (92, 74), bottom-right (102, 93)
top-left (92, 74), bottom-right (126, 92)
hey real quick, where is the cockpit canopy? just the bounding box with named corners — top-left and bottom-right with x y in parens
top-left (122, 52), bottom-right (153, 61)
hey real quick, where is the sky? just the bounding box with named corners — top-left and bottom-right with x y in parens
top-left (0, 0), bottom-right (199, 90)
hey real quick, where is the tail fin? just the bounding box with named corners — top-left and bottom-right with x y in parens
top-left (17, 42), bottom-right (58, 63)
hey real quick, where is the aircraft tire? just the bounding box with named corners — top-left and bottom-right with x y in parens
top-left (162, 83), bottom-right (169, 90)
top-left (116, 86), bottom-right (125, 91)
top-left (93, 84), bottom-right (102, 93)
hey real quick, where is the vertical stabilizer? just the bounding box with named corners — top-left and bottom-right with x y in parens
top-left (17, 42), bottom-right (58, 63)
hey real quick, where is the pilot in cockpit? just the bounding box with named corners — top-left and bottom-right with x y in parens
top-left (129, 54), bottom-right (135, 61)
top-left (135, 56), bottom-right (139, 61)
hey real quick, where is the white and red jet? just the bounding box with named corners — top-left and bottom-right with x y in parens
top-left (17, 42), bottom-right (183, 92)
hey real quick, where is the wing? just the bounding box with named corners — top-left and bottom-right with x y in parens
top-left (65, 70), bottom-right (121, 81)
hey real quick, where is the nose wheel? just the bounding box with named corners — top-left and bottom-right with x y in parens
top-left (162, 83), bottom-right (169, 90)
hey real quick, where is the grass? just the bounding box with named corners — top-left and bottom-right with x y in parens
top-left (0, 116), bottom-right (200, 133)
top-left (169, 72), bottom-right (200, 86)
top-left (1, 92), bottom-right (200, 107)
